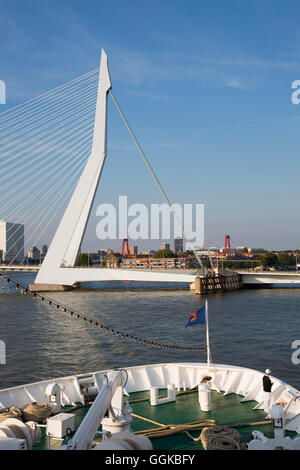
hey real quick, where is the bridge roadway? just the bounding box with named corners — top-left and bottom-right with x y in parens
top-left (238, 270), bottom-right (300, 285)
top-left (0, 265), bottom-right (40, 272)
top-left (1, 266), bottom-right (300, 287)
top-left (33, 267), bottom-right (198, 288)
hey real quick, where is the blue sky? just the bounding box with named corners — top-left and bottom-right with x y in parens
top-left (1, 0), bottom-right (300, 251)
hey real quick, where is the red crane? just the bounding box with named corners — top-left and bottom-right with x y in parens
top-left (224, 234), bottom-right (231, 253)
top-left (121, 238), bottom-right (129, 256)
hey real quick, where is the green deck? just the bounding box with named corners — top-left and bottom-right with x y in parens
top-left (33, 389), bottom-right (296, 450)
top-left (128, 390), bottom-right (274, 450)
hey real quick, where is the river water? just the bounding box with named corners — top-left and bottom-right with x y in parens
top-left (0, 272), bottom-right (299, 390)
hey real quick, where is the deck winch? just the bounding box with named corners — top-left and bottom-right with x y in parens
top-left (0, 418), bottom-right (41, 450)
top-left (101, 400), bottom-right (133, 435)
top-left (92, 431), bottom-right (152, 450)
top-left (64, 369), bottom-right (134, 450)
top-left (78, 375), bottom-right (98, 402)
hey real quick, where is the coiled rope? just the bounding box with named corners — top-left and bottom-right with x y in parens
top-left (133, 418), bottom-right (216, 440)
top-left (0, 406), bottom-right (22, 423)
top-left (21, 402), bottom-right (51, 423)
top-left (0, 273), bottom-right (206, 353)
top-left (133, 420), bottom-right (247, 450)
top-left (205, 435), bottom-right (242, 450)
top-left (201, 425), bottom-right (241, 441)
top-left (200, 425), bottom-right (246, 450)
top-left (0, 403), bottom-right (51, 424)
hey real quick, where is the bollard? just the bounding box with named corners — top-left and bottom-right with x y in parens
top-left (198, 383), bottom-right (211, 411)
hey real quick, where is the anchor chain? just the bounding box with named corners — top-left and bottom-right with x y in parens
top-left (0, 273), bottom-right (206, 353)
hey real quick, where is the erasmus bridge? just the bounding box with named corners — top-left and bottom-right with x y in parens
top-left (0, 50), bottom-right (299, 291)
top-left (0, 50), bottom-right (198, 291)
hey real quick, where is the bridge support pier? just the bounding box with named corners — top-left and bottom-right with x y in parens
top-left (191, 270), bottom-right (243, 295)
top-left (29, 283), bottom-right (79, 292)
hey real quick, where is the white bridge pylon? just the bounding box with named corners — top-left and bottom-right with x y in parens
top-left (33, 50), bottom-right (196, 290)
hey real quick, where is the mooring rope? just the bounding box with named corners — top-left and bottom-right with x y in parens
top-left (0, 273), bottom-right (206, 353)
top-left (20, 402), bottom-right (51, 423)
top-left (133, 419), bottom-right (216, 440)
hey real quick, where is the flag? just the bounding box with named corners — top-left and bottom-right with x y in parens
top-left (185, 305), bottom-right (206, 328)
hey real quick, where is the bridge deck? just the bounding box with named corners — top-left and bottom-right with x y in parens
top-left (238, 271), bottom-right (300, 285)
top-left (1, 266), bottom-right (300, 287)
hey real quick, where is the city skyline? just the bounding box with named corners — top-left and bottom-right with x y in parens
top-left (0, 1), bottom-right (300, 251)
top-left (0, 216), bottom-right (299, 258)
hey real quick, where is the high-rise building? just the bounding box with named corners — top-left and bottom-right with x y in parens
top-left (160, 243), bottom-right (170, 251)
top-left (40, 245), bottom-right (48, 262)
top-left (174, 238), bottom-right (183, 254)
top-left (41, 245), bottom-right (48, 257)
top-left (129, 245), bottom-right (138, 255)
top-left (27, 246), bottom-right (40, 262)
top-left (0, 220), bottom-right (24, 264)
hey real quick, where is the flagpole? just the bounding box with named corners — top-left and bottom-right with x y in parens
top-left (205, 298), bottom-right (211, 366)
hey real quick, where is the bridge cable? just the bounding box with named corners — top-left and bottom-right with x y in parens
top-left (0, 110), bottom-right (95, 208)
top-left (0, 90), bottom-right (97, 167)
top-left (0, 67), bottom-right (99, 122)
top-left (0, 86), bottom-right (97, 156)
top-left (0, 138), bottom-right (91, 226)
top-left (0, 80), bottom-right (98, 142)
top-left (1, 133), bottom-right (91, 260)
top-left (109, 89), bottom-right (204, 270)
top-left (0, 121), bottom-right (94, 202)
top-left (16, 161), bottom-right (87, 266)
top-left (7, 157), bottom-right (88, 265)
top-left (6, 153), bottom-right (88, 257)
top-left (4, 140), bottom-right (92, 238)
top-left (0, 68), bottom-right (100, 265)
